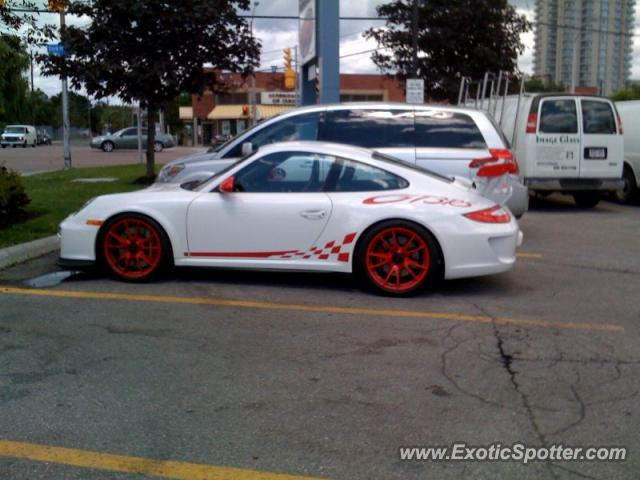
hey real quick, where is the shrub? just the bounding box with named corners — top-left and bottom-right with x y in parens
top-left (0, 166), bottom-right (30, 227)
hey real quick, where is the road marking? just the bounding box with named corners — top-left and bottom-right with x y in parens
top-left (0, 286), bottom-right (622, 332)
top-left (516, 252), bottom-right (544, 259)
top-left (0, 440), bottom-right (324, 480)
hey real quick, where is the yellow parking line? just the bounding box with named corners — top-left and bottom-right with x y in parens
top-left (0, 440), bottom-right (323, 480)
top-left (0, 285), bottom-right (622, 332)
top-left (516, 252), bottom-right (544, 259)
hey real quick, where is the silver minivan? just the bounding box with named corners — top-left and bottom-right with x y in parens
top-left (157, 103), bottom-right (528, 217)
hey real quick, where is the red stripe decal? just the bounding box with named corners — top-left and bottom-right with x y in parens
top-left (186, 250), bottom-right (298, 258)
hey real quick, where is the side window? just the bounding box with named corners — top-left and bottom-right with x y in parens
top-left (223, 112), bottom-right (321, 158)
top-left (539, 99), bottom-right (578, 134)
top-left (319, 109), bottom-right (414, 149)
top-left (233, 151), bottom-right (330, 193)
top-left (582, 100), bottom-right (616, 134)
top-left (323, 157), bottom-right (409, 192)
top-left (121, 128), bottom-right (137, 136)
top-left (414, 111), bottom-right (486, 149)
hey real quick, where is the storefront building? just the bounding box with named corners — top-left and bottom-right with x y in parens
top-left (181, 72), bottom-right (404, 146)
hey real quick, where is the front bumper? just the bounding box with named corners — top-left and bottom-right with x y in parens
top-left (525, 177), bottom-right (624, 192)
top-left (58, 215), bottom-right (100, 263)
top-left (1, 137), bottom-right (25, 145)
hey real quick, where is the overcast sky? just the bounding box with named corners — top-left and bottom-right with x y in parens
top-left (23, 0), bottom-right (640, 101)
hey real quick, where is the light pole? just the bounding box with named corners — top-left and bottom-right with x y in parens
top-left (249, 0), bottom-right (259, 126)
top-left (60, 10), bottom-right (71, 168)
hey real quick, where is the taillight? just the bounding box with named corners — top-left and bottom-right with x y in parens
top-left (526, 112), bottom-right (538, 134)
top-left (469, 148), bottom-right (519, 175)
top-left (464, 205), bottom-right (512, 223)
top-left (615, 110), bottom-right (624, 135)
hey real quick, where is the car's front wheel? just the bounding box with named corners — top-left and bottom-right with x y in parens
top-left (154, 141), bottom-right (164, 152)
top-left (356, 221), bottom-right (443, 296)
top-left (101, 141), bottom-right (115, 152)
top-left (99, 214), bottom-right (170, 282)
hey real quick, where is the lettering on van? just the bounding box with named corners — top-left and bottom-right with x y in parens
top-left (536, 135), bottom-right (579, 145)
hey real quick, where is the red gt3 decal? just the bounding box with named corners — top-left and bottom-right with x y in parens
top-left (363, 194), bottom-right (472, 208)
top-left (186, 232), bottom-right (357, 263)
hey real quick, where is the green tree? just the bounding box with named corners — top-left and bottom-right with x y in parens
top-left (40, 0), bottom-right (261, 179)
top-left (610, 85), bottom-right (640, 102)
top-left (0, 35), bottom-right (29, 126)
top-left (524, 78), bottom-right (566, 93)
top-left (1, 1), bottom-right (54, 44)
top-left (365, 0), bottom-right (531, 102)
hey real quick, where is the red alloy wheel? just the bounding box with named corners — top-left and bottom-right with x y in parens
top-left (102, 217), bottom-right (163, 280)
top-left (365, 227), bottom-right (430, 293)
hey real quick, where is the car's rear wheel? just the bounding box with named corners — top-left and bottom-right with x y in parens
top-left (613, 165), bottom-right (638, 204)
top-left (101, 141), bottom-right (114, 152)
top-left (572, 192), bottom-right (600, 208)
top-left (99, 214), bottom-right (169, 282)
top-left (154, 141), bottom-right (164, 152)
top-left (356, 221), bottom-right (442, 296)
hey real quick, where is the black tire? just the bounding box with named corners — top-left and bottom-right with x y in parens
top-left (101, 141), bottom-right (115, 152)
top-left (22, 141), bottom-right (27, 148)
top-left (573, 192), bottom-right (600, 208)
top-left (1, 145), bottom-right (5, 149)
top-left (32, 141), bottom-right (36, 148)
top-left (97, 213), bottom-right (173, 282)
top-left (613, 165), bottom-right (639, 204)
top-left (154, 141), bottom-right (164, 153)
top-left (354, 220), bottom-right (443, 296)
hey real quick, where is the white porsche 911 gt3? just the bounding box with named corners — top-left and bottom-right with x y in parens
top-left (59, 141), bottom-right (522, 295)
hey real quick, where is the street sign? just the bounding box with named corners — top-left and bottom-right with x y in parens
top-left (47, 43), bottom-right (65, 56)
top-left (406, 78), bottom-right (424, 104)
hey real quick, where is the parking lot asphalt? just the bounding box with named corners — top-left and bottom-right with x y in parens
top-left (0, 144), bottom-right (203, 175)
top-left (0, 196), bottom-right (639, 479)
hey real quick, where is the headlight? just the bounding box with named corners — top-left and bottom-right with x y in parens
top-left (18, 136), bottom-right (24, 140)
top-left (158, 163), bottom-right (185, 182)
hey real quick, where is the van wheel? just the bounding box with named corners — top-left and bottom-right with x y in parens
top-left (613, 165), bottom-right (638, 204)
top-left (573, 192), bottom-right (600, 208)
top-left (22, 141), bottom-right (27, 148)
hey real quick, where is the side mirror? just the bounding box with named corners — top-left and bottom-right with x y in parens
top-left (219, 176), bottom-right (235, 193)
top-left (241, 142), bottom-right (253, 156)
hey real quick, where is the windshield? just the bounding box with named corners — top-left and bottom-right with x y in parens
top-left (372, 151), bottom-right (454, 183)
top-left (5, 127), bottom-right (25, 134)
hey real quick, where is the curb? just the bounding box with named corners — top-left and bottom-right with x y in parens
top-left (0, 235), bottom-right (59, 271)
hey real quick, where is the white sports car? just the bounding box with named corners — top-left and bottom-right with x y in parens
top-left (59, 141), bottom-right (522, 295)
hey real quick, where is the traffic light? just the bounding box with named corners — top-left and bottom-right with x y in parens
top-left (283, 47), bottom-right (295, 90)
top-left (0, 0), bottom-right (5, 8)
top-left (242, 104), bottom-right (249, 116)
top-left (283, 48), bottom-right (292, 71)
top-left (48, 0), bottom-right (66, 12)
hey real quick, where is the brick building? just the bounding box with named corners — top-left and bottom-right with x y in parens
top-left (180, 72), bottom-right (405, 145)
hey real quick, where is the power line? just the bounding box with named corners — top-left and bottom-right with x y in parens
top-left (534, 20), bottom-right (639, 38)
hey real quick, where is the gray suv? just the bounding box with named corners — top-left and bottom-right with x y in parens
top-left (157, 103), bottom-right (528, 217)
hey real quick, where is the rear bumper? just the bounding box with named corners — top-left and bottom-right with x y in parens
top-left (525, 178), bottom-right (624, 192)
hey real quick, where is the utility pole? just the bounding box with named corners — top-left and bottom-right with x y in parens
top-left (60, 10), bottom-right (71, 169)
top-left (412, 0), bottom-right (419, 77)
top-left (137, 103), bottom-right (143, 164)
top-left (294, 45), bottom-right (300, 107)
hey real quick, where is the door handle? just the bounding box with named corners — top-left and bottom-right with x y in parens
top-left (300, 209), bottom-right (327, 220)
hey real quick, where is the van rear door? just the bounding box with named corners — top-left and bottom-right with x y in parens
top-left (533, 97), bottom-right (580, 178)
top-left (579, 98), bottom-right (622, 179)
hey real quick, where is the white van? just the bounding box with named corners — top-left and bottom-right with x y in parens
top-left (494, 94), bottom-right (623, 207)
top-left (1, 125), bottom-right (38, 148)
top-left (614, 100), bottom-right (640, 203)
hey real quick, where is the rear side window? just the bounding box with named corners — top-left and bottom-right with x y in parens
top-left (581, 100), bottom-right (616, 134)
top-left (414, 111), bottom-right (486, 149)
top-left (323, 157), bottom-right (409, 192)
top-left (319, 109), bottom-right (414, 149)
top-left (539, 99), bottom-right (578, 134)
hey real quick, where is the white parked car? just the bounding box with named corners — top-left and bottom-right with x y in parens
top-left (1, 125), bottom-right (37, 148)
top-left (59, 142), bottom-right (522, 295)
top-left (494, 94), bottom-right (623, 208)
top-left (614, 100), bottom-right (640, 203)
top-left (156, 103), bottom-right (528, 218)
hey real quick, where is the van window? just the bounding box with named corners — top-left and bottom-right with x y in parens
top-left (581, 100), bottom-right (616, 134)
top-left (539, 99), bottom-right (578, 134)
top-left (319, 109), bottom-right (414, 149)
top-left (223, 112), bottom-right (321, 158)
top-left (414, 111), bottom-right (486, 149)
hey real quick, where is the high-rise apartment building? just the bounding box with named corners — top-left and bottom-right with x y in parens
top-left (533, 0), bottom-right (635, 95)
